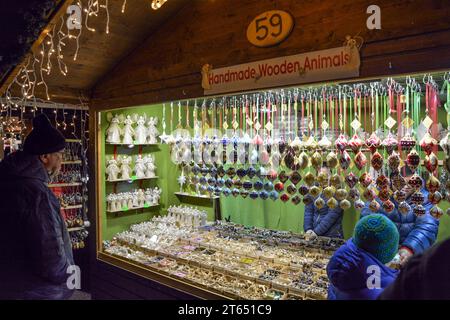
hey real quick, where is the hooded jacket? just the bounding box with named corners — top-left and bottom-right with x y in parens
top-left (327, 239), bottom-right (399, 300)
top-left (0, 151), bottom-right (74, 300)
top-left (304, 195), bottom-right (344, 238)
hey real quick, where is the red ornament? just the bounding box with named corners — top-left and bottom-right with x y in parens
top-left (339, 150), bottom-right (352, 170)
top-left (354, 151), bottom-right (367, 170)
top-left (280, 194), bottom-right (290, 202)
top-left (275, 182), bottom-right (284, 192)
top-left (408, 173), bottom-right (423, 191)
top-left (335, 134), bottom-right (348, 152)
top-left (382, 200), bottom-right (395, 213)
top-left (371, 152), bottom-right (383, 171)
top-left (359, 172), bottom-right (373, 188)
top-left (365, 132), bottom-right (381, 154)
top-left (406, 149), bottom-right (420, 172)
top-left (345, 172), bottom-right (358, 189)
top-left (376, 175), bottom-right (390, 189)
top-left (424, 152), bottom-right (438, 173)
top-left (348, 134), bottom-right (363, 153)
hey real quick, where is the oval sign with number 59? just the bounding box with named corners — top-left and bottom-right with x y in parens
top-left (247, 10), bottom-right (294, 47)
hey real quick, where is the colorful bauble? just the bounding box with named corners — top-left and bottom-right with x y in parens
top-left (254, 181), bottom-right (264, 191)
top-left (406, 149), bottom-right (420, 172)
top-left (354, 199), bottom-right (365, 211)
top-left (309, 186), bottom-right (322, 198)
top-left (382, 200), bottom-right (395, 213)
top-left (349, 134), bottom-right (363, 153)
top-left (237, 168), bottom-right (247, 178)
top-left (226, 167), bottom-right (236, 178)
top-left (354, 151), bottom-right (367, 170)
top-left (363, 188), bottom-right (376, 201)
top-left (400, 134), bottom-right (416, 152)
top-left (335, 188), bottom-right (348, 201)
top-left (411, 191), bottom-right (425, 205)
top-left (365, 132), bottom-right (381, 153)
top-left (299, 185), bottom-right (309, 196)
top-left (388, 151), bottom-right (401, 172)
top-left (267, 169), bottom-right (278, 181)
top-left (426, 175), bottom-right (440, 193)
top-left (359, 172), bottom-right (373, 188)
top-left (335, 134), bottom-right (348, 152)
top-left (303, 196), bottom-right (313, 205)
top-left (340, 199), bottom-right (351, 210)
top-left (222, 188), bottom-right (231, 197)
top-left (311, 151), bottom-right (323, 170)
top-left (280, 194), bottom-right (290, 202)
top-left (376, 175), bottom-right (390, 190)
top-left (242, 181), bottom-right (252, 190)
top-left (413, 205), bottom-right (426, 217)
top-left (382, 133), bottom-right (398, 154)
top-left (369, 199), bottom-right (381, 212)
top-left (326, 151), bottom-right (339, 169)
top-left (323, 186), bottom-right (336, 199)
top-left (208, 177), bottom-right (216, 186)
top-left (304, 172), bottom-right (315, 186)
top-left (378, 188), bottom-right (391, 202)
top-left (315, 197), bottom-right (325, 209)
top-left (398, 201), bottom-right (411, 215)
top-left (290, 171), bottom-right (302, 185)
top-left (391, 172), bottom-right (406, 191)
top-left (371, 152), bottom-right (383, 171)
top-left (274, 182), bottom-right (284, 192)
top-left (225, 179), bottom-right (233, 188)
top-left (428, 191), bottom-right (442, 205)
top-left (232, 188), bottom-right (240, 197)
top-left (259, 191), bottom-right (269, 200)
top-left (345, 172), bottom-right (358, 189)
top-left (420, 132), bottom-right (437, 155)
top-left (430, 206), bottom-right (444, 219)
top-left (408, 173), bottom-right (423, 191)
top-left (318, 135), bottom-right (332, 150)
top-left (291, 195), bottom-right (301, 205)
top-left (393, 190), bottom-right (407, 203)
top-left (349, 188), bottom-right (360, 202)
top-left (317, 171), bottom-right (329, 187)
top-left (240, 190), bottom-right (249, 198)
top-left (424, 152), bottom-right (438, 173)
top-left (269, 191), bottom-right (279, 201)
top-left (327, 197), bottom-right (339, 209)
top-left (330, 174), bottom-right (342, 188)
top-left (287, 184), bottom-right (297, 195)
top-left (264, 182), bottom-right (274, 191)
top-left (217, 166), bottom-right (225, 177)
top-left (278, 170), bottom-right (288, 183)
top-left (299, 152), bottom-right (309, 170)
top-left (339, 150), bottom-right (352, 170)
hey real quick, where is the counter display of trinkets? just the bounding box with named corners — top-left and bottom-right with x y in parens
top-left (160, 74), bottom-right (450, 222)
top-left (103, 206), bottom-right (337, 300)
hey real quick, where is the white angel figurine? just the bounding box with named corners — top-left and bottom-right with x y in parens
top-left (134, 155), bottom-right (146, 179)
top-left (137, 189), bottom-right (146, 207)
top-left (122, 115), bottom-right (135, 145)
top-left (144, 189), bottom-right (153, 206)
top-left (119, 155), bottom-right (132, 180)
top-left (119, 194), bottom-right (127, 210)
top-left (132, 190), bottom-right (139, 208)
top-left (152, 187), bottom-right (161, 205)
top-left (105, 158), bottom-right (120, 181)
top-left (126, 193), bottom-right (134, 209)
top-left (144, 155), bottom-right (156, 178)
top-left (147, 117), bottom-right (159, 144)
top-left (106, 194), bottom-right (114, 211)
top-left (110, 194), bottom-right (118, 212)
top-left (134, 115), bottom-right (148, 144)
top-left (106, 114), bottom-right (123, 144)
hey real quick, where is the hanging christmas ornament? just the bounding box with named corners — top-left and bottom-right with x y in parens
top-left (264, 181), bottom-right (274, 191)
top-left (280, 193), bottom-right (290, 202)
top-left (330, 174), bottom-right (342, 188)
top-left (237, 168), bottom-right (247, 179)
top-left (267, 169), bottom-right (278, 181)
top-left (411, 191), bottom-right (425, 205)
top-left (408, 173), bottom-right (423, 191)
top-left (382, 132), bottom-right (398, 155)
top-left (335, 188), bottom-right (348, 201)
top-left (291, 195), bottom-right (301, 205)
top-left (287, 184), bottom-right (297, 195)
top-left (299, 185), bottom-right (309, 196)
top-left (318, 135), bottom-right (332, 150)
top-left (428, 191), bottom-right (442, 205)
top-left (303, 196), bottom-right (313, 205)
top-left (340, 199), bottom-right (352, 210)
top-left (226, 167), bottom-right (236, 178)
top-left (304, 135), bottom-right (318, 152)
top-left (269, 191), bottom-right (279, 201)
top-left (326, 151), bottom-right (339, 169)
top-left (400, 134), bottom-right (416, 153)
top-left (348, 133), bottom-right (363, 153)
top-left (317, 171), bottom-right (329, 187)
top-left (359, 172), bottom-right (373, 188)
top-left (284, 147), bottom-right (300, 171)
top-left (339, 150), bottom-right (352, 170)
top-left (304, 172), bottom-right (315, 186)
top-left (299, 152), bottom-right (310, 170)
top-left (323, 186), bottom-right (336, 199)
top-left (278, 171), bottom-right (289, 183)
top-left (378, 188), bottom-right (391, 202)
top-left (311, 151), bottom-right (323, 170)
top-left (354, 199), bottom-right (365, 211)
top-left (382, 200), bottom-right (395, 213)
top-left (254, 181), bottom-right (264, 191)
top-left (393, 190), bottom-right (407, 203)
top-left (363, 188), bottom-right (376, 202)
top-left (225, 178), bottom-right (233, 188)
top-left (335, 134), bottom-right (348, 152)
top-left (309, 186), bottom-right (322, 198)
top-left (369, 199), bottom-right (381, 212)
top-left (365, 132), bottom-right (381, 154)
top-left (231, 188), bottom-right (240, 197)
top-left (259, 191), bottom-right (269, 200)
top-left (376, 175), bottom-right (390, 190)
top-left (354, 151), bottom-right (367, 170)
top-left (222, 188), bottom-right (231, 197)
top-left (349, 188), bottom-right (360, 202)
top-left (250, 191), bottom-right (259, 200)
top-left (345, 172), bottom-right (358, 189)
top-left (240, 190), bottom-right (249, 198)
top-left (371, 152), bottom-right (383, 171)
top-left (406, 149), bottom-right (420, 172)
top-left (430, 206), bottom-right (444, 219)
top-left (290, 171), bottom-right (302, 185)
top-left (426, 175), bottom-right (440, 193)
top-left (398, 201), bottom-right (411, 215)
top-left (420, 132), bottom-right (437, 156)
top-left (247, 167), bottom-right (257, 178)
top-left (440, 133), bottom-right (450, 172)
top-left (314, 197), bottom-right (325, 209)
top-left (275, 182), bottom-right (284, 192)
top-left (391, 172), bottom-right (406, 191)
top-left (388, 151), bottom-right (401, 172)
top-left (424, 152), bottom-right (438, 173)
top-left (327, 197), bottom-right (338, 209)
top-left (413, 205), bottom-right (426, 217)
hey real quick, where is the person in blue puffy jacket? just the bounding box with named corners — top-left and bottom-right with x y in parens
top-left (360, 169), bottom-right (439, 266)
top-left (303, 167), bottom-right (344, 239)
top-left (327, 214), bottom-right (400, 300)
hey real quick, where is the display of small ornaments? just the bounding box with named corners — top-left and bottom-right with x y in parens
top-left (167, 205), bottom-right (208, 229)
top-left (106, 187), bottom-right (161, 213)
top-left (106, 154), bottom-right (157, 181)
top-left (105, 113), bottom-right (159, 145)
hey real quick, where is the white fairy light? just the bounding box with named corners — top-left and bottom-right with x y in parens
top-left (121, 0), bottom-right (127, 13)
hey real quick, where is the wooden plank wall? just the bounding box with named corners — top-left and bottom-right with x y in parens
top-left (91, 0), bottom-right (450, 110)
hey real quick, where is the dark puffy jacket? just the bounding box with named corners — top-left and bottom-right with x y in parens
top-left (0, 151), bottom-right (74, 300)
top-left (360, 189), bottom-right (439, 254)
top-left (327, 239), bottom-right (399, 300)
top-left (304, 195), bottom-right (344, 238)
top-left (378, 238), bottom-right (450, 300)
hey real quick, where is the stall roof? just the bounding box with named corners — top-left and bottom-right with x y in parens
top-left (0, 0), bottom-right (189, 104)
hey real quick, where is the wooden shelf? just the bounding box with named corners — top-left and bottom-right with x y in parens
top-left (175, 192), bottom-right (219, 200)
top-left (48, 182), bottom-right (82, 188)
top-left (106, 203), bottom-right (160, 213)
top-left (107, 176), bottom-right (159, 183)
top-left (62, 160), bottom-right (82, 165)
top-left (61, 204), bottom-right (83, 210)
top-left (67, 226), bottom-right (85, 232)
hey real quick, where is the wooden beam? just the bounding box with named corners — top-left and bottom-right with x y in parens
top-left (0, 0), bottom-right (74, 96)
